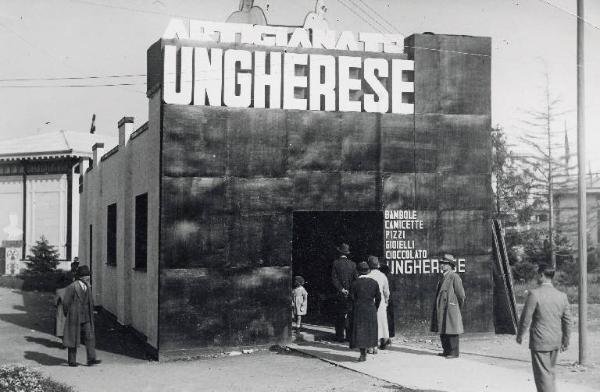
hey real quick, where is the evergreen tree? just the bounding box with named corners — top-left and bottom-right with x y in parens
top-left (25, 236), bottom-right (60, 273)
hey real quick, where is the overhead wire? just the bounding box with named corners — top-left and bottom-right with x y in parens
top-left (342, 0), bottom-right (392, 33)
top-left (534, 0), bottom-right (600, 31)
top-left (0, 83), bottom-right (144, 88)
top-left (1, 0), bottom-right (499, 91)
top-left (69, 0), bottom-right (191, 19)
top-left (335, 0), bottom-right (385, 33)
top-left (356, 0), bottom-right (402, 34)
top-left (0, 74), bottom-right (146, 82)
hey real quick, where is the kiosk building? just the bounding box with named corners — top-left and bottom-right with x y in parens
top-left (79, 22), bottom-right (493, 358)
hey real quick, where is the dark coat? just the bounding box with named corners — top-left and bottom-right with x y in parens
top-left (431, 271), bottom-right (465, 335)
top-left (332, 256), bottom-right (357, 314)
top-left (350, 276), bottom-right (381, 349)
top-left (331, 256), bottom-right (357, 293)
top-left (62, 280), bottom-right (95, 348)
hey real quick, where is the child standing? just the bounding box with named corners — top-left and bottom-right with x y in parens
top-left (292, 276), bottom-right (308, 330)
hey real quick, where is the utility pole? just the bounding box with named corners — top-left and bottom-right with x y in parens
top-left (576, 0), bottom-right (588, 366)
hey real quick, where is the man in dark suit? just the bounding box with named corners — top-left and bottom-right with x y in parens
top-left (331, 243), bottom-right (357, 341)
top-left (517, 264), bottom-right (571, 392)
top-left (431, 254), bottom-right (465, 358)
top-left (62, 265), bottom-right (101, 367)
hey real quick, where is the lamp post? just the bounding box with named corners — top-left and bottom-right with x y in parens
top-left (576, 0), bottom-right (588, 366)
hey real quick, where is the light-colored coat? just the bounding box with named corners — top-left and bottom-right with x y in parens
top-left (517, 283), bottom-right (571, 351)
top-left (62, 280), bottom-right (95, 348)
top-left (431, 270), bottom-right (465, 335)
top-left (366, 269), bottom-right (390, 340)
top-left (54, 287), bottom-right (67, 337)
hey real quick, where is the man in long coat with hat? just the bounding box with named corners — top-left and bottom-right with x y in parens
top-left (431, 254), bottom-right (465, 358)
top-left (62, 265), bottom-right (101, 367)
top-left (331, 243), bottom-right (357, 341)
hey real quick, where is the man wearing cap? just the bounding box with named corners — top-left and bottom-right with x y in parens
top-left (62, 265), bottom-right (101, 367)
top-left (431, 254), bottom-right (465, 358)
top-left (517, 264), bottom-right (571, 392)
top-left (331, 243), bottom-right (357, 342)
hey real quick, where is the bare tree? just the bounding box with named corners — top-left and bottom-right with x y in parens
top-left (514, 72), bottom-right (575, 268)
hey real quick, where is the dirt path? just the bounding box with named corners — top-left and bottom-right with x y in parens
top-left (0, 287), bottom-right (414, 392)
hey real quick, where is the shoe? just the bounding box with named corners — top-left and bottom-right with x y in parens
top-left (87, 359), bottom-right (102, 366)
top-left (68, 362), bottom-right (78, 367)
top-left (437, 353), bottom-right (448, 357)
top-left (358, 355), bottom-right (367, 362)
top-left (445, 355), bottom-right (459, 359)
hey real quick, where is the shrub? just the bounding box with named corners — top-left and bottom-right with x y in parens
top-left (556, 260), bottom-right (579, 286)
top-left (17, 270), bottom-right (71, 292)
top-left (25, 236), bottom-right (60, 273)
top-left (0, 364), bottom-right (74, 392)
top-left (512, 262), bottom-right (538, 282)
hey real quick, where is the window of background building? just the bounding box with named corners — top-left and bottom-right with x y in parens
top-left (135, 193), bottom-right (148, 270)
top-left (107, 203), bottom-right (117, 266)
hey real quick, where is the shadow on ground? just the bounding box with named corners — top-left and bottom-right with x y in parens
top-left (0, 288), bottom-right (148, 362)
top-left (24, 351), bottom-right (66, 366)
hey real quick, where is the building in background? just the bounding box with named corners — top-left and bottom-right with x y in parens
top-left (0, 130), bottom-right (115, 274)
top-left (555, 173), bottom-right (600, 255)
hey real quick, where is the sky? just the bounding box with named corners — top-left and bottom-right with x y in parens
top-left (0, 0), bottom-right (599, 170)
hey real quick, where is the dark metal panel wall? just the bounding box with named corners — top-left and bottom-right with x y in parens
top-left (387, 34), bottom-right (493, 334)
top-left (158, 33), bottom-right (493, 352)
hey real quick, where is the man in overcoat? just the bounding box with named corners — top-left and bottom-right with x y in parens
top-left (331, 243), bottom-right (357, 341)
top-left (62, 265), bottom-right (101, 367)
top-left (431, 254), bottom-right (465, 358)
top-left (517, 264), bottom-right (571, 392)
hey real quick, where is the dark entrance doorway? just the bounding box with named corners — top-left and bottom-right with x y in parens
top-left (292, 211), bottom-right (383, 325)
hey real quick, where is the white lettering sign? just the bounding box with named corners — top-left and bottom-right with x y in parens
top-left (161, 19), bottom-right (414, 114)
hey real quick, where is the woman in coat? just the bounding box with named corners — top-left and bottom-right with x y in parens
top-left (54, 275), bottom-right (71, 340)
top-left (366, 256), bottom-right (390, 352)
top-left (349, 262), bottom-right (381, 362)
top-left (379, 260), bottom-right (395, 342)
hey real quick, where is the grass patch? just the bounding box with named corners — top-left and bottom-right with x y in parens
top-left (0, 364), bottom-right (75, 392)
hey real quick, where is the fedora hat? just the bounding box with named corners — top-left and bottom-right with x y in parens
top-left (439, 253), bottom-right (456, 267)
top-left (357, 261), bottom-right (370, 274)
top-left (77, 265), bottom-right (91, 277)
top-left (336, 243), bottom-right (351, 255)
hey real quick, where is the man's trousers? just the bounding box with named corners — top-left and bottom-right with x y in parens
top-left (334, 295), bottom-right (352, 340)
top-left (531, 349), bottom-right (558, 392)
top-left (440, 334), bottom-right (459, 356)
top-left (67, 322), bottom-right (96, 364)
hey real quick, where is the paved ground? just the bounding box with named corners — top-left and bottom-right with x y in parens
top-left (1, 285), bottom-right (598, 392)
top-left (0, 286), bottom-right (412, 392)
top-left (290, 324), bottom-right (599, 392)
